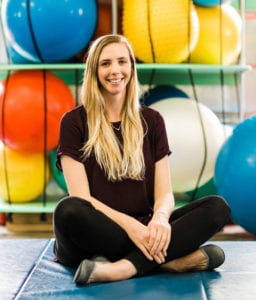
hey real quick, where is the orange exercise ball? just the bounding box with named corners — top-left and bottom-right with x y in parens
top-left (0, 142), bottom-right (50, 203)
top-left (189, 4), bottom-right (242, 65)
top-left (0, 70), bottom-right (75, 152)
top-left (122, 0), bottom-right (199, 63)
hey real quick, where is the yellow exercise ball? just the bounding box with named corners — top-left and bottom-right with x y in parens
top-left (150, 98), bottom-right (225, 193)
top-left (189, 4), bottom-right (242, 65)
top-left (122, 0), bottom-right (199, 63)
top-left (0, 142), bottom-right (50, 203)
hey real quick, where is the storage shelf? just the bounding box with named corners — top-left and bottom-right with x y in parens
top-left (0, 197), bottom-right (189, 214)
top-left (0, 0), bottom-right (250, 213)
top-left (0, 62), bottom-right (250, 72)
top-left (0, 198), bottom-right (58, 214)
top-left (0, 63), bottom-right (251, 85)
top-left (136, 63), bottom-right (251, 85)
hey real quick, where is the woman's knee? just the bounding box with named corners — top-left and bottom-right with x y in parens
top-left (209, 195), bottom-right (230, 213)
top-left (206, 195), bottom-right (231, 226)
top-left (54, 196), bottom-right (92, 223)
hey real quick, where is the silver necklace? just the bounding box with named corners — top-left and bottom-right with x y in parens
top-left (112, 123), bottom-right (121, 131)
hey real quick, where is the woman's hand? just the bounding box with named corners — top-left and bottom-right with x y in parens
top-left (125, 213), bottom-right (171, 264)
top-left (147, 212), bottom-right (171, 264)
top-left (124, 217), bottom-right (156, 262)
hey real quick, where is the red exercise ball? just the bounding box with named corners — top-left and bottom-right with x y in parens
top-left (0, 70), bottom-right (75, 152)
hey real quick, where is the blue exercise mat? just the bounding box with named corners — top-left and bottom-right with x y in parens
top-left (13, 240), bottom-right (256, 300)
top-left (0, 239), bottom-right (50, 300)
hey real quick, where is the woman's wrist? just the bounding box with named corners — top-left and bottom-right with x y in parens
top-left (153, 210), bottom-right (170, 220)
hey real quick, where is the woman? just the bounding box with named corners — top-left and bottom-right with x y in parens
top-left (53, 34), bottom-right (230, 285)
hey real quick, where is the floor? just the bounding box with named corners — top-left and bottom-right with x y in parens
top-left (12, 240), bottom-right (256, 299)
top-left (211, 223), bottom-right (256, 241)
top-left (1, 236), bottom-right (256, 299)
top-left (1, 213), bottom-right (256, 300)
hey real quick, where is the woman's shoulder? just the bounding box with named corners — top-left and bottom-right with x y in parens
top-left (63, 104), bottom-right (85, 117)
top-left (140, 104), bottom-right (163, 125)
top-left (141, 104), bottom-right (158, 115)
top-left (62, 105), bottom-right (86, 122)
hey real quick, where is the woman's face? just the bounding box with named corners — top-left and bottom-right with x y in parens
top-left (97, 42), bottom-right (132, 97)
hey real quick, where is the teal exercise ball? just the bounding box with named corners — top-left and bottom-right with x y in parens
top-left (49, 149), bottom-right (67, 193)
top-left (1, 0), bottom-right (97, 62)
top-left (193, 0), bottom-right (231, 7)
top-left (215, 115), bottom-right (256, 235)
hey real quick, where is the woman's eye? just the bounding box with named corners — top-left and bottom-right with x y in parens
top-left (100, 60), bottom-right (111, 67)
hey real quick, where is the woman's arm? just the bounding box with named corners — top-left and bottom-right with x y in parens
top-left (153, 155), bottom-right (175, 216)
top-left (147, 155), bottom-right (175, 263)
top-left (60, 155), bottom-right (155, 261)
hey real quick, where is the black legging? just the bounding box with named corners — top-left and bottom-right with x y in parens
top-left (53, 195), bottom-right (230, 276)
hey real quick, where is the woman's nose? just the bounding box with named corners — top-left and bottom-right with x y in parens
top-left (110, 61), bottom-right (120, 73)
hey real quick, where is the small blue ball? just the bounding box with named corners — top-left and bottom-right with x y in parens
top-left (193, 0), bottom-right (231, 7)
top-left (140, 85), bottom-right (188, 106)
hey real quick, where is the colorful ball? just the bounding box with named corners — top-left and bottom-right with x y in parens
top-left (0, 142), bottom-right (50, 203)
top-left (190, 4), bottom-right (241, 65)
top-left (75, 1), bottom-right (123, 62)
top-left (0, 70), bottom-right (75, 152)
top-left (6, 43), bottom-right (33, 64)
top-left (150, 98), bottom-right (225, 193)
top-left (122, 0), bottom-right (199, 63)
top-left (186, 177), bottom-right (217, 200)
top-left (1, 0), bottom-right (97, 62)
top-left (193, 0), bottom-right (231, 7)
top-left (215, 115), bottom-right (256, 235)
top-left (94, 2), bottom-right (122, 38)
top-left (141, 85), bottom-right (189, 106)
top-left (49, 149), bottom-right (67, 193)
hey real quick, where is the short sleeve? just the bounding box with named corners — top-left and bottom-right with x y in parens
top-left (141, 105), bottom-right (171, 163)
top-left (56, 106), bottom-right (86, 170)
top-left (153, 110), bottom-right (171, 162)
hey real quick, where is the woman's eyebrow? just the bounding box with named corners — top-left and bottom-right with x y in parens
top-left (100, 56), bottom-right (129, 62)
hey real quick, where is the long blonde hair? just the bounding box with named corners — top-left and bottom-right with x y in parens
top-left (80, 34), bottom-right (145, 181)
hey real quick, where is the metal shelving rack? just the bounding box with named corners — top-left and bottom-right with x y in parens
top-left (0, 0), bottom-right (250, 213)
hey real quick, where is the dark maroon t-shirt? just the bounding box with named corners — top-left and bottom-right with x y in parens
top-left (57, 105), bottom-right (171, 224)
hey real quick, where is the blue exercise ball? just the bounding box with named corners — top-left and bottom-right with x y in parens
top-left (1, 0), bottom-right (97, 63)
top-left (140, 85), bottom-right (188, 106)
top-left (193, 0), bottom-right (231, 7)
top-left (215, 115), bottom-right (256, 235)
top-left (6, 44), bottom-right (33, 64)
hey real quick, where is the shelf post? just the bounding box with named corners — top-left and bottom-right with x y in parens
top-left (111, 0), bottom-right (118, 34)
